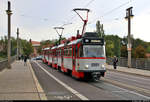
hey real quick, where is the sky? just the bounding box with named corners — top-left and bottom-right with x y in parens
top-left (0, 0), bottom-right (150, 42)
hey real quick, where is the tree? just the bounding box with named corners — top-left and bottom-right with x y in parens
top-left (38, 37), bottom-right (66, 54)
top-left (11, 37), bottom-right (17, 56)
top-left (105, 40), bottom-right (114, 57)
top-left (120, 46), bottom-right (127, 57)
top-left (104, 35), bottom-right (121, 57)
top-left (0, 36), bottom-right (8, 58)
top-left (113, 35), bottom-right (121, 57)
top-left (134, 45), bottom-right (146, 58)
top-left (21, 40), bottom-right (33, 56)
top-left (146, 45), bottom-right (150, 53)
top-left (96, 20), bottom-right (105, 38)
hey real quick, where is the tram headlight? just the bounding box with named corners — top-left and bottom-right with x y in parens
top-left (85, 39), bottom-right (89, 43)
top-left (101, 64), bottom-right (105, 70)
top-left (85, 65), bottom-right (89, 69)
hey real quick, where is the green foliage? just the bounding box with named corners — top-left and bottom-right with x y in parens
top-left (0, 36), bottom-right (33, 57)
top-left (104, 35), bottom-right (121, 57)
top-left (96, 20), bottom-right (105, 38)
top-left (40, 40), bottom-right (53, 46)
top-left (113, 36), bottom-right (121, 57)
top-left (11, 37), bottom-right (17, 56)
top-left (120, 46), bottom-right (127, 57)
top-left (21, 40), bottom-right (33, 56)
top-left (134, 45), bottom-right (146, 58)
top-left (146, 46), bottom-right (150, 53)
top-left (38, 37), bottom-right (66, 54)
top-left (105, 40), bottom-right (114, 57)
top-left (0, 36), bottom-right (8, 57)
top-left (132, 38), bottom-right (146, 49)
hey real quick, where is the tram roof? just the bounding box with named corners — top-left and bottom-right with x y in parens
top-left (68, 39), bottom-right (82, 46)
top-left (43, 47), bottom-right (50, 50)
top-left (51, 46), bottom-right (57, 49)
top-left (57, 43), bottom-right (65, 48)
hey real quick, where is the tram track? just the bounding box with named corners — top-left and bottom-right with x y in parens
top-left (32, 60), bottom-right (150, 100)
top-left (101, 77), bottom-right (150, 98)
top-left (89, 80), bottom-right (150, 100)
top-left (37, 60), bottom-right (150, 97)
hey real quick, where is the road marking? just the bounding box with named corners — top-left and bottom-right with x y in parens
top-left (34, 61), bottom-right (89, 100)
top-left (103, 78), bottom-right (150, 99)
top-left (108, 71), bottom-right (150, 82)
top-left (28, 61), bottom-right (47, 100)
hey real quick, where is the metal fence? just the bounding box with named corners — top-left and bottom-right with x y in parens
top-left (0, 56), bottom-right (16, 71)
top-left (106, 57), bottom-right (150, 70)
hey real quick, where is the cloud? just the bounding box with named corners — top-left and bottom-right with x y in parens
top-left (132, 13), bottom-right (150, 42)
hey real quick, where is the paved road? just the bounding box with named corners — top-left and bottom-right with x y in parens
top-left (30, 60), bottom-right (150, 100)
top-left (104, 70), bottom-right (150, 97)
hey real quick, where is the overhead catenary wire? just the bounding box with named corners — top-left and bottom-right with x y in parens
top-left (60, 0), bottom-right (96, 36)
top-left (63, 0), bottom-right (96, 26)
top-left (68, 0), bottom-right (133, 34)
top-left (88, 0), bottom-right (132, 25)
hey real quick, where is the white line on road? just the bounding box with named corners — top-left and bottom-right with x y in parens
top-left (28, 61), bottom-right (47, 100)
top-left (34, 61), bottom-right (89, 100)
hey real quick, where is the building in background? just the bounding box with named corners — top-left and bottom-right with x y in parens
top-left (30, 39), bottom-right (40, 57)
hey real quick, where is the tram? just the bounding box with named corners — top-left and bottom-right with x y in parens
top-left (42, 8), bottom-right (106, 81)
top-left (42, 32), bottom-right (106, 81)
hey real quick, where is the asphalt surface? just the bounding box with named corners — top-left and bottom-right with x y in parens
top-left (105, 71), bottom-right (150, 90)
top-left (30, 60), bottom-right (150, 100)
top-left (104, 70), bottom-right (150, 97)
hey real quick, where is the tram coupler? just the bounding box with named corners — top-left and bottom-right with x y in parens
top-left (91, 72), bottom-right (101, 81)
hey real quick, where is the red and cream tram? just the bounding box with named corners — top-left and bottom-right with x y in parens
top-left (42, 32), bottom-right (106, 81)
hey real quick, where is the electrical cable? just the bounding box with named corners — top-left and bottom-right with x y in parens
top-left (88, 1), bottom-right (131, 25)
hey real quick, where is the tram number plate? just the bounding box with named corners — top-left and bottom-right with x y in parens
top-left (91, 63), bottom-right (99, 67)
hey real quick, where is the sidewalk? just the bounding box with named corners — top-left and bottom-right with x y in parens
top-left (0, 60), bottom-right (46, 100)
top-left (106, 64), bottom-right (150, 77)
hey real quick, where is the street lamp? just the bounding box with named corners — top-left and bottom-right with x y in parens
top-left (16, 28), bottom-right (19, 60)
top-left (125, 7), bottom-right (134, 68)
top-left (53, 27), bottom-right (64, 45)
top-left (6, 1), bottom-right (13, 69)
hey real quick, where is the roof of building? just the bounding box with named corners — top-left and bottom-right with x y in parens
top-left (146, 53), bottom-right (150, 58)
top-left (31, 41), bottom-right (40, 47)
top-left (31, 41), bottom-right (40, 44)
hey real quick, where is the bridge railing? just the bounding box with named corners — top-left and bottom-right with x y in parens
top-left (106, 57), bottom-right (150, 70)
top-left (0, 56), bottom-right (16, 71)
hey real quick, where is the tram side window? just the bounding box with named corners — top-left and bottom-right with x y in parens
top-left (61, 49), bottom-right (63, 56)
top-left (69, 48), bottom-right (72, 57)
top-left (58, 50), bottom-right (60, 56)
top-left (58, 50), bottom-right (59, 56)
top-left (64, 49), bottom-right (67, 56)
top-left (66, 49), bottom-right (68, 56)
top-left (50, 51), bottom-right (52, 56)
top-left (67, 49), bottom-right (69, 56)
top-left (55, 50), bottom-right (58, 56)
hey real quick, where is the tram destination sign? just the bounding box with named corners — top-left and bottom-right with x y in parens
top-left (83, 38), bottom-right (104, 45)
